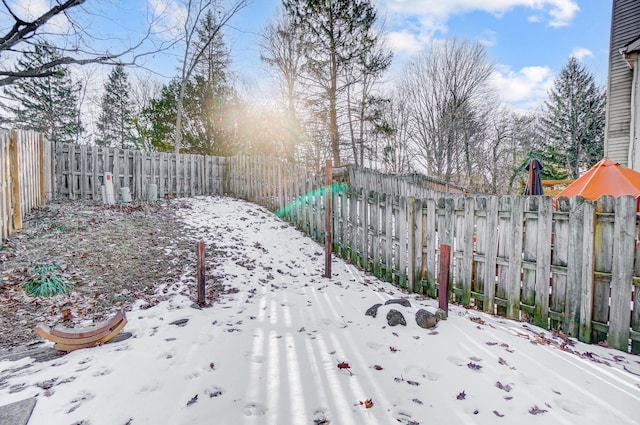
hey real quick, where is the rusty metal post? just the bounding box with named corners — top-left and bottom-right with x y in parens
top-left (324, 160), bottom-right (332, 278)
top-left (438, 244), bottom-right (451, 316)
top-left (197, 240), bottom-right (206, 306)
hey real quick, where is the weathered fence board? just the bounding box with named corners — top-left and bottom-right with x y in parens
top-left (608, 196), bottom-right (636, 350)
top-left (0, 130), bottom-right (48, 244)
top-left (534, 197), bottom-right (553, 329)
top-left (551, 197), bottom-right (570, 330)
top-left (53, 143), bottom-right (224, 201)
top-left (592, 196), bottom-right (616, 343)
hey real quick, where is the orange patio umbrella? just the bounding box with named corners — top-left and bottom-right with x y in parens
top-left (552, 158), bottom-right (640, 209)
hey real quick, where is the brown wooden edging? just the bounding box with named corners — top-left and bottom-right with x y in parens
top-left (35, 311), bottom-right (127, 352)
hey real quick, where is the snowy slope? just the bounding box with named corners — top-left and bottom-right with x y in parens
top-left (1, 196), bottom-right (639, 425)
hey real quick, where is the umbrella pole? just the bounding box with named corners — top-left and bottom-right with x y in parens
top-left (528, 159), bottom-right (534, 195)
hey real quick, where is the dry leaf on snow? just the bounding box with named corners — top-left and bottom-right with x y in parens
top-left (359, 399), bottom-right (373, 408)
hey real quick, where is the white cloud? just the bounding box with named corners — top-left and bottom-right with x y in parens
top-left (377, 0), bottom-right (580, 57)
top-left (386, 30), bottom-right (427, 56)
top-left (547, 0), bottom-right (580, 27)
top-left (570, 47), bottom-right (593, 61)
top-left (528, 14), bottom-right (542, 23)
top-left (490, 65), bottom-right (555, 109)
top-left (148, 0), bottom-right (188, 40)
top-left (479, 30), bottom-right (497, 47)
top-left (10, 0), bottom-right (72, 34)
top-left (380, 0), bottom-right (579, 25)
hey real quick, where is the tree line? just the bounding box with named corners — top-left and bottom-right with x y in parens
top-left (0, 0), bottom-right (605, 195)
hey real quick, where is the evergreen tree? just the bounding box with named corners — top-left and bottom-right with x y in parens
top-left (541, 57), bottom-right (605, 179)
top-left (283, 0), bottom-right (388, 166)
top-left (138, 77), bottom-right (240, 156)
top-left (191, 9), bottom-right (238, 155)
top-left (96, 63), bottom-right (135, 148)
top-left (194, 9), bottom-right (231, 84)
top-left (138, 10), bottom-right (239, 156)
top-left (2, 43), bottom-right (82, 143)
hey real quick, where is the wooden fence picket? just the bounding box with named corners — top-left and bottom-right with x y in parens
top-left (507, 196), bottom-right (524, 320)
top-left (565, 197), bottom-right (586, 336)
top-left (551, 197), bottom-right (571, 330)
top-left (592, 196), bottom-right (616, 343)
top-left (383, 193), bottom-right (393, 283)
top-left (608, 196), bottom-right (636, 350)
top-left (460, 196), bottom-right (475, 306)
top-left (579, 200), bottom-right (595, 343)
top-left (534, 197), bottom-right (553, 329)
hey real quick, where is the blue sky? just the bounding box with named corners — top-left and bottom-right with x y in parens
top-left (1, 0), bottom-right (613, 112)
top-left (222, 0), bottom-right (613, 111)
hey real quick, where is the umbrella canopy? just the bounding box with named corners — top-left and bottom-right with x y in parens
top-left (524, 159), bottom-right (544, 195)
top-left (552, 158), bottom-right (640, 208)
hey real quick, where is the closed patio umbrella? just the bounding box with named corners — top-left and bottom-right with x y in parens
top-left (524, 159), bottom-right (544, 195)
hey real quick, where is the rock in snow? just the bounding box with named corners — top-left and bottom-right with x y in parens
top-left (386, 309), bottom-right (407, 326)
top-left (365, 303), bottom-right (382, 318)
top-left (384, 298), bottom-right (411, 308)
top-left (415, 309), bottom-right (437, 329)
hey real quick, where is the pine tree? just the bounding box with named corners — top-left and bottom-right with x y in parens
top-left (191, 9), bottom-right (238, 155)
top-left (541, 57), bottom-right (605, 179)
top-left (2, 43), bottom-right (82, 143)
top-left (96, 63), bottom-right (135, 148)
top-left (194, 9), bottom-right (231, 84)
top-left (283, 0), bottom-right (388, 166)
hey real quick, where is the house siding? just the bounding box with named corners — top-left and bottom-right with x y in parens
top-left (604, 0), bottom-right (640, 167)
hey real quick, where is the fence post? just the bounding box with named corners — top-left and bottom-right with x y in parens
top-left (197, 240), bottom-right (206, 306)
top-left (439, 244), bottom-right (451, 316)
top-left (9, 130), bottom-right (21, 232)
top-left (324, 160), bottom-right (332, 278)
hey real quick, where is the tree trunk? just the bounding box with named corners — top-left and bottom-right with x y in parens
top-left (174, 80), bottom-right (187, 154)
top-left (346, 83), bottom-right (358, 167)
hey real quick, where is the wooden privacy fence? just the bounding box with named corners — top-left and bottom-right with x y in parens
top-left (0, 130), bottom-right (49, 244)
top-left (225, 156), bottom-right (640, 354)
top-left (52, 142), bottom-right (225, 201)
top-left (0, 130), bottom-right (226, 245)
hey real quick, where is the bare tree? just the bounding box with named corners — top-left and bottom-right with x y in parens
top-left (343, 35), bottom-right (392, 167)
top-left (401, 39), bottom-right (494, 185)
top-left (172, 0), bottom-right (247, 154)
top-left (0, 0), bottom-right (176, 87)
top-left (375, 91), bottom-right (414, 173)
top-left (260, 10), bottom-right (305, 163)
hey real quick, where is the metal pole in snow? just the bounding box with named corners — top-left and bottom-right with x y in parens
top-left (324, 160), bottom-right (332, 278)
top-left (197, 240), bottom-right (206, 306)
top-left (438, 244), bottom-right (451, 317)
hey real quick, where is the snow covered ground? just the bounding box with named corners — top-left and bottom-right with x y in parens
top-left (1, 196), bottom-right (639, 425)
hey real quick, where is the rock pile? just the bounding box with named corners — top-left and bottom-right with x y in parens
top-left (365, 298), bottom-right (446, 329)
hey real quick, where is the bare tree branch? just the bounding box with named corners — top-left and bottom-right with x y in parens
top-left (0, 0), bottom-right (179, 86)
top-left (0, 0), bottom-right (85, 51)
